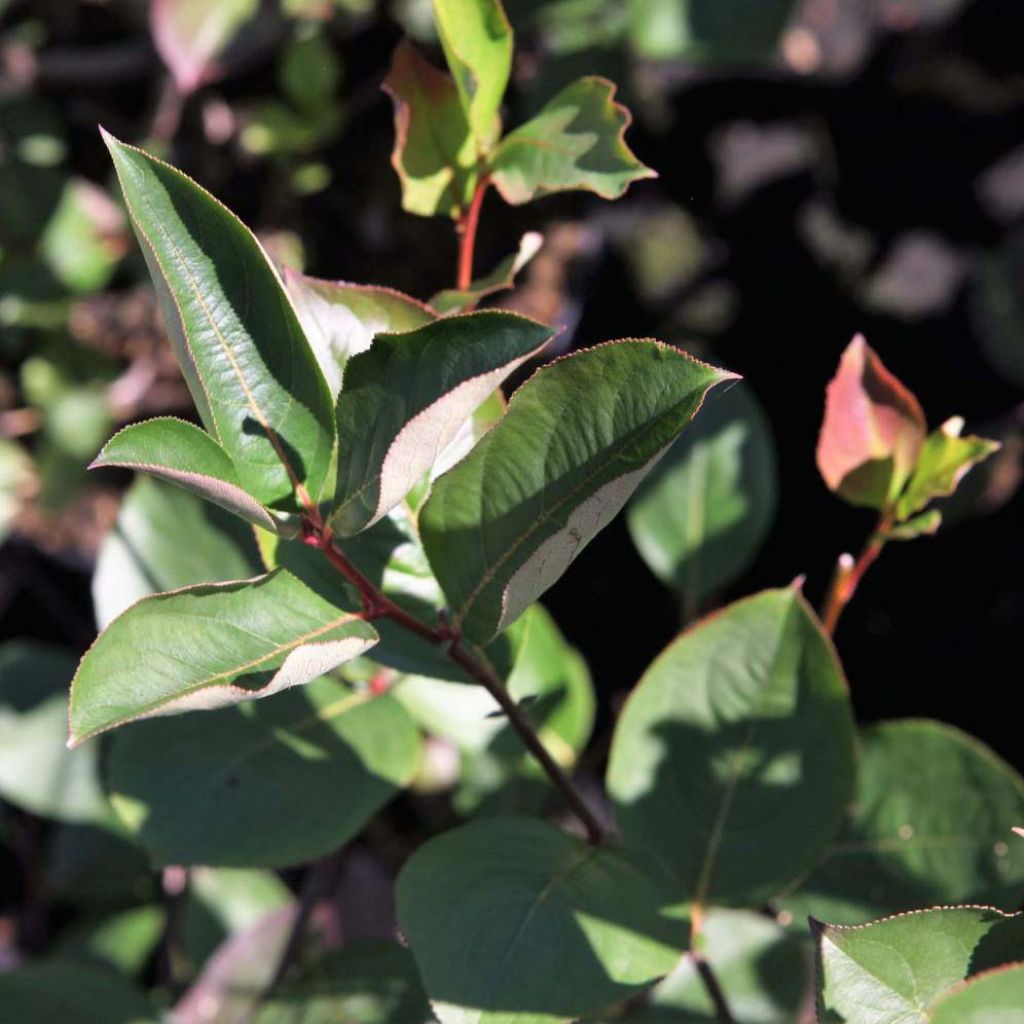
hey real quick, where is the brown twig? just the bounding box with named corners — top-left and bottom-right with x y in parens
top-left (691, 951), bottom-right (736, 1024)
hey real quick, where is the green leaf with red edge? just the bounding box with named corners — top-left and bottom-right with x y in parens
top-left (104, 131), bottom-right (335, 511)
top-left (895, 417), bottom-right (1001, 520)
top-left (489, 77), bottom-right (656, 205)
top-left (421, 341), bottom-right (734, 644)
top-left (817, 334), bottom-right (927, 510)
top-left (383, 40), bottom-right (480, 220)
top-left (430, 232), bottom-right (543, 314)
top-left (68, 569), bottom-right (378, 746)
top-left (91, 417), bottom-right (281, 533)
top-left (929, 963), bottom-right (1024, 1023)
top-left (432, 0), bottom-right (513, 150)
top-left (284, 269), bottom-right (436, 396)
top-left (330, 311), bottom-right (555, 537)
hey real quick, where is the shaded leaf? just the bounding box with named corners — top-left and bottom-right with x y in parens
top-left (284, 269), bottom-right (435, 395)
top-left (431, 232), bottom-right (543, 314)
top-left (817, 334), bottom-right (926, 510)
top-left (104, 132), bottom-right (335, 510)
top-left (781, 720), bottom-right (1024, 925)
top-left (107, 678), bottom-right (420, 867)
top-left (422, 341), bottom-right (733, 643)
top-left (432, 0), bottom-right (513, 149)
top-left (490, 77), bottom-right (655, 205)
top-left (607, 587), bottom-right (856, 907)
top-left (814, 906), bottom-right (1024, 1024)
top-left (627, 382), bottom-right (777, 608)
top-left (383, 39), bottom-right (479, 219)
top-left (332, 311), bottom-right (554, 536)
top-left (57, 906), bottom-right (165, 977)
top-left (0, 437), bottom-right (35, 545)
top-left (92, 417), bottom-right (280, 532)
top-left (69, 569), bottom-right (378, 745)
top-left (929, 963), bottom-right (1024, 1023)
top-left (397, 816), bottom-right (687, 1024)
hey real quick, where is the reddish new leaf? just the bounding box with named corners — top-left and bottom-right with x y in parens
top-left (816, 334), bottom-right (926, 510)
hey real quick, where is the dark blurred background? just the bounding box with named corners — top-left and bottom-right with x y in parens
top-left (1, 0), bottom-right (1022, 777)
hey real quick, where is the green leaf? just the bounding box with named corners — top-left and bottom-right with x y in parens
top-left (607, 587), bottom-right (856, 907)
top-left (929, 963), bottom-right (1024, 1023)
top-left (422, 341), bottom-right (733, 643)
top-left (431, 232), bottom-right (543, 314)
top-left (432, 0), bottom-right (513, 149)
top-left (0, 960), bottom-right (157, 1023)
top-left (814, 906), bottom-right (1024, 1024)
top-left (627, 382), bottom-right (777, 608)
top-left (253, 943), bottom-right (433, 1024)
top-left (397, 817), bottom-right (688, 1024)
top-left (0, 642), bottom-right (108, 823)
top-left (887, 509), bottom-right (942, 540)
top-left (817, 334), bottom-right (927, 510)
top-left (104, 131), bottom-right (335, 510)
top-left (621, 909), bottom-right (806, 1023)
top-left (68, 569), bottom-right (378, 746)
top-left (781, 720), bottom-right (1024, 925)
top-left (331, 311), bottom-right (554, 536)
top-left (383, 39), bottom-right (479, 219)
top-left (489, 77), bottom-right (655, 205)
top-left (0, 436), bottom-right (34, 545)
top-left (93, 476), bottom-right (259, 629)
top-left (896, 418), bottom-right (1001, 520)
top-left (92, 417), bottom-right (280, 532)
top-left (107, 677), bottom-right (420, 867)
top-left (284, 269), bottom-right (436, 395)
top-left (57, 906), bottom-right (165, 977)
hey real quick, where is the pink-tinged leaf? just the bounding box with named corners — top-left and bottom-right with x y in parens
top-left (816, 334), bottom-right (926, 510)
top-left (151, 0), bottom-right (259, 97)
top-left (1014, 826), bottom-right (1024, 838)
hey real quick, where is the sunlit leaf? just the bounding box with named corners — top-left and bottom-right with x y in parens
top-left (929, 963), bottom-right (1024, 1023)
top-left (431, 232), bottom-right (543, 314)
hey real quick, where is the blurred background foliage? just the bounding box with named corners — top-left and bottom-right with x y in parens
top-left (1, 0), bottom-right (1023, 1014)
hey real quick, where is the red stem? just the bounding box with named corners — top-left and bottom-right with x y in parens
top-left (457, 179), bottom-right (489, 291)
top-left (821, 512), bottom-right (892, 636)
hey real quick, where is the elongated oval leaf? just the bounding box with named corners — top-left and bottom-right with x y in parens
top-left (331, 311), bottom-right (554, 537)
top-left (107, 677), bottom-right (420, 867)
top-left (92, 417), bottom-right (279, 531)
top-left (782, 719), bottom-right (1024, 925)
top-left (397, 816), bottom-right (687, 1024)
top-left (490, 77), bottom-right (655, 205)
top-left (929, 963), bottom-right (1024, 1023)
top-left (422, 341), bottom-right (734, 643)
top-left (607, 587), bottom-right (856, 907)
top-left (69, 569), bottom-right (378, 746)
top-left (104, 132), bottom-right (335, 510)
top-left (814, 906), bottom-right (1024, 1024)
top-left (284, 270), bottom-right (436, 395)
top-left (627, 382), bottom-right (777, 608)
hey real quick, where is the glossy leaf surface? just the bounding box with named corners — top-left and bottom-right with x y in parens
top-left (105, 133), bottom-right (335, 509)
top-left (397, 816), bottom-right (687, 1024)
top-left (608, 588), bottom-right (856, 906)
top-left (107, 678), bottom-right (420, 866)
top-left (422, 341), bottom-right (733, 643)
top-left (331, 312), bottom-right (554, 536)
top-left (490, 78), bottom-right (655, 205)
top-left (69, 569), bottom-right (377, 745)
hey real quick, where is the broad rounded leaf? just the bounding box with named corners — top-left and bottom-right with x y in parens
top-left (331, 311), bottom-right (554, 537)
top-left (490, 77), bottom-right (655, 205)
top-left (0, 642), bottom-right (107, 823)
top-left (607, 587), bottom-right (856, 906)
top-left (431, 232), bottom-right (543, 314)
top-left (817, 334), bottom-right (926, 510)
top-left (92, 417), bottom-right (278, 532)
top-left (107, 678), bottom-right (420, 867)
top-left (782, 719), bottom-right (1024, 924)
top-left (93, 476), bottom-right (259, 629)
top-left (284, 270), bottom-right (435, 395)
top-left (627, 382), bottom-right (777, 607)
top-left (397, 816), bottom-right (687, 1024)
top-left (929, 963), bottom-right (1024, 1023)
top-left (253, 943), bottom-right (433, 1024)
top-left (0, 960), bottom-right (156, 1024)
top-left (104, 132), bottom-right (335, 510)
top-left (69, 569), bottom-right (378, 745)
top-left (814, 906), bottom-right (1024, 1024)
top-left (383, 40), bottom-right (479, 219)
top-left (422, 341), bottom-right (734, 643)
top-left (432, 0), bottom-right (512, 148)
